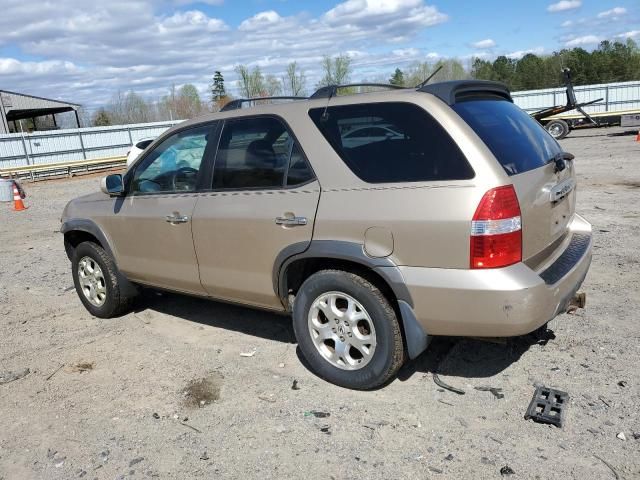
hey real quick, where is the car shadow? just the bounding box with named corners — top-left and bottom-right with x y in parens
top-left (134, 290), bottom-right (296, 344)
top-left (134, 289), bottom-right (555, 383)
top-left (397, 327), bottom-right (556, 382)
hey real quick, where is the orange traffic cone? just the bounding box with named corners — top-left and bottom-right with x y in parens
top-left (12, 181), bottom-right (27, 211)
top-left (636, 130), bottom-right (640, 142)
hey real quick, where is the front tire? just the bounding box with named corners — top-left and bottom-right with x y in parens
top-left (293, 270), bottom-right (405, 389)
top-left (72, 241), bottom-right (136, 318)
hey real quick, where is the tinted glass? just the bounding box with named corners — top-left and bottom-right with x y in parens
top-left (452, 98), bottom-right (562, 175)
top-left (287, 143), bottom-right (314, 186)
top-left (309, 103), bottom-right (474, 183)
top-left (131, 125), bottom-right (212, 194)
top-left (213, 117), bottom-right (311, 189)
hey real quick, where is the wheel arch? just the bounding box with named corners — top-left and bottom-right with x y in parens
top-left (61, 219), bottom-right (114, 261)
top-left (274, 240), bottom-right (429, 359)
top-left (274, 241), bottom-right (411, 307)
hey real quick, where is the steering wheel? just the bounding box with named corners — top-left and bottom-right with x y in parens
top-left (170, 167), bottom-right (199, 191)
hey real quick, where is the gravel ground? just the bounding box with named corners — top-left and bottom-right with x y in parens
top-left (0, 126), bottom-right (639, 480)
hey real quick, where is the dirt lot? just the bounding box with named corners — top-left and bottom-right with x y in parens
top-left (1, 127), bottom-right (639, 479)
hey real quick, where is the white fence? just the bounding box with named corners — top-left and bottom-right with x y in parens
top-left (512, 80), bottom-right (640, 114)
top-left (0, 120), bottom-right (181, 170)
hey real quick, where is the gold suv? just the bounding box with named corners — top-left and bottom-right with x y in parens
top-left (61, 81), bottom-right (592, 389)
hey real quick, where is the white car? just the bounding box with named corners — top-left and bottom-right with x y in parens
top-left (126, 137), bottom-right (155, 168)
top-left (342, 125), bottom-right (403, 148)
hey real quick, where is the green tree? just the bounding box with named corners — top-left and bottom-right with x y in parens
top-left (512, 54), bottom-right (544, 90)
top-left (389, 68), bottom-right (405, 86)
top-left (210, 71), bottom-right (226, 105)
top-left (470, 58), bottom-right (494, 81)
top-left (492, 56), bottom-right (517, 85)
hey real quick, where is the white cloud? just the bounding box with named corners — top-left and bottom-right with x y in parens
top-left (471, 39), bottom-right (496, 49)
top-left (323, 0), bottom-right (448, 31)
top-left (547, 0), bottom-right (581, 13)
top-left (506, 46), bottom-right (545, 59)
top-left (565, 35), bottom-right (601, 47)
top-left (160, 10), bottom-right (228, 32)
top-left (0, 0), bottom-right (451, 107)
top-left (597, 7), bottom-right (626, 18)
top-left (174, 0), bottom-right (223, 5)
top-left (561, 20), bottom-right (573, 27)
top-left (392, 47), bottom-right (422, 57)
top-left (616, 30), bottom-right (640, 39)
top-left (238, 11), bottom-right (283, 31)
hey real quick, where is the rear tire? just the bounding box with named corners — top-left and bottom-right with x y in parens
top-left (72, 241), bottom-right (136, 318)
top-left (545, 119), bottom-right (570, 140)
top-left (293, 270), bottom-right (405, 390)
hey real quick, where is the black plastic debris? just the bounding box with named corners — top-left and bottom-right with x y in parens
top-left (500, 465), bottom-right (515, 476)
top-left (525, 386), bottom-right (569, 428)
top-left (474, 386), bottom-right (504, 399)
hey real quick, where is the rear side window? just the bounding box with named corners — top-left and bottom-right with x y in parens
top-left (213, 116), bottom-right (314, 189)
top-left (309, 102), bottom-right (474, 183)
top-left (452, 98), bottom-right (562, 175)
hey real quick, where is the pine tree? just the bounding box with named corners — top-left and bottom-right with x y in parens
top-left (210, 71), bottom-right (226, 105)
top-left (389, 68), bottom-right (405, 86)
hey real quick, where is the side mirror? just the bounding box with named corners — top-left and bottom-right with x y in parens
top-left (100, 174), bottom-right (125, 196)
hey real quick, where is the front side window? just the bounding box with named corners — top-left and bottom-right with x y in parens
top-left (213, 116), bottom-right (314, 189)
top-left (131, 125), bottom-right (213, 194)
top-left (309, 102), bottom-right (474, 183)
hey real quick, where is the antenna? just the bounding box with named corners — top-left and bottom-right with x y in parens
top-left (415, 65), bottom-right (443, 89)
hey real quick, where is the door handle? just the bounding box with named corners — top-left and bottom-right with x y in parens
top-left (275, 216), bottom-right (307, 226)
top-left (165, 213), bottom-right (189, 224)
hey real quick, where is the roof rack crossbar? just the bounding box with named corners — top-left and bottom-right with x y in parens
top-left (221, 96), bottom-right (308, 112)
top-left (309, 83), bottom-right (406, 99)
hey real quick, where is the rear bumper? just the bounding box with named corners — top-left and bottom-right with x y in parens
top-left (397, 214), bottom-right (592, 337)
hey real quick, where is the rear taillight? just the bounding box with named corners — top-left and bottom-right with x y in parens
top-left (470, 185), bottom-right (522, 269)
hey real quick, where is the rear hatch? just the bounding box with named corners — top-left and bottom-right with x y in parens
top-left (452, 98), bottom-right (576, 263)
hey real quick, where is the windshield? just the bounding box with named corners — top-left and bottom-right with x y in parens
top-left (452, 98), bottom-right (562, 176)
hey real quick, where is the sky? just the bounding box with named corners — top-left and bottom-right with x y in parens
top-left (0, 0), bottom-right (638, 110)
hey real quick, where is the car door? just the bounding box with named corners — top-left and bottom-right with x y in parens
top-left (191, 115), bottom-right (320, 310)
top-left (102, 123), bottom-right (217, 294)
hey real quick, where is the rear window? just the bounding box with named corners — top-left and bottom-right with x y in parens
top-left (309, 102), bottom-right (474, 183)
top-left (452, 98), bottom-right (562, 175)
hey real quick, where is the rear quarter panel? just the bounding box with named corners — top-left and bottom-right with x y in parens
top-left (283, 92), bottom-right (509, 269)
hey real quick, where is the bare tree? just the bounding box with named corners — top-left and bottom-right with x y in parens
top-left (282, 62), bottom-right (307, 96)
top-left (404, 62), bottom-right (434, 87)
top-left (107, 91), bottom-right (152, 124)
top-left (264, 74), bottom-right (282, 96)
top-left (176, 84), bottom-right (203, 118)
top-left (235, 65), bottom-right (266, 98)
top-left (318, 54), bottom-right (352, 87)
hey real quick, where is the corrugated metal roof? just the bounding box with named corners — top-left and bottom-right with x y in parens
top-left (0, 89), bottom-right (81, 134)
top-left (0, 89), bottom-right (80, 110)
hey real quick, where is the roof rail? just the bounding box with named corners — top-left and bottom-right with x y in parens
top-left (309, 83), bottom-right (406, 99)
top-left (221, 96), bottom-right (307, 112)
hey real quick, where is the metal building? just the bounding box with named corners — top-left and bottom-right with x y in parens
top-left (0, 90), bottom-right (80, 135)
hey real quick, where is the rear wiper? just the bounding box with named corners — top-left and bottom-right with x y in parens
top-left (548, 152), bottom-right (575, 173)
